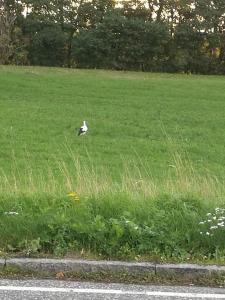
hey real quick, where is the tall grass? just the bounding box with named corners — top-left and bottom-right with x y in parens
top-left (1, 145), bottom-right (224, 204)
top-left (0, 147), bottom-right (225, 261)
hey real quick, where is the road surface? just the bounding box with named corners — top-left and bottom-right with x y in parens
top-left (0, 279), bottom-right (224, 299)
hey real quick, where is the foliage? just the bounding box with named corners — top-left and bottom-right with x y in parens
top-left (73, 12), bottom-right (169, 70)
top-left (0, 0), bottom-right (225, 73)
top-left (0, 192), bottom-right (224, 261)
top-left (28, 25), bottom-right (67, 66)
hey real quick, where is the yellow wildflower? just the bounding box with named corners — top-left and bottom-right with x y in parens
top-left (67, 192), bottom-right (80, 201)
top-left (67, 192), bottom-right (76, 197)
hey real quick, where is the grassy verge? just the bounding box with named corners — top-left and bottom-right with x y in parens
top-left (0, 151), bottom-right (225, 263)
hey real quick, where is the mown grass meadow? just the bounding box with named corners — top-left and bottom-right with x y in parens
top-left (0, 66), bottom-right (225, 262)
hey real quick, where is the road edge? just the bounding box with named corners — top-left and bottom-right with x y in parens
top-left (1, 258), bottom-right (225, 286)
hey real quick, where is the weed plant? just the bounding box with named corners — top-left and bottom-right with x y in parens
top-left (0, 151), bottom-right (225, 262)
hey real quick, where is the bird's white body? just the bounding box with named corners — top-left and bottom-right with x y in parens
top-left (78, 121), bottom-right (88, 136)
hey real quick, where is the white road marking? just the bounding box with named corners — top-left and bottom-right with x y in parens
top-left (0, 286), bottom-right (224, 298)
top-left (146, 291), bottom-right (225, 298)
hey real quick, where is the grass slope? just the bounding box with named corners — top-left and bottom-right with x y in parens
top-left (1, 66), bottom-right (225, 180)
top-left (0, 65), bottom-right (225, 261)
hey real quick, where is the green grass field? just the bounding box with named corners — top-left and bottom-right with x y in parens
top-left (0, 65), bottom-right (225, 261)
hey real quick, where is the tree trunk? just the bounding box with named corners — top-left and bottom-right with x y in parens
top-left (0, 2), bottom-right (16, 64)
top-left (156, 0), bottom-right (164, 22)
top-left (67, 29), bottom-right (74, 68)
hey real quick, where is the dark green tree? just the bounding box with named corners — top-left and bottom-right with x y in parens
top-left (21, 0), bottom-right (115, 67)
top-left (72, 11), bottom-right (169, 70)
top-left (28, 25), bottom-right (66, 66)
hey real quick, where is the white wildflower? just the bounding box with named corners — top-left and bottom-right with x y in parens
top-left (206, 213), bottom-right (212, 216)
top-left (206, 232), bottom-right (210, 235)
top-left (199, 221), bottom-right (205, 225)
top-left (4, 211), bottom-right (18, 215)
top-left (168, 164), bottom-right (176, 168)
top-left (210, 226), bottom-right (218, 230)
top-left (218, 222), bottom-right (224, 227)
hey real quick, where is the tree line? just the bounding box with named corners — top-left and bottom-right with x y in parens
top-left (0, 0), bottom-right (225, 74)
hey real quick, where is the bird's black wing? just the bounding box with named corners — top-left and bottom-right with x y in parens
top-left (78, 127), bottom-right (85, 136)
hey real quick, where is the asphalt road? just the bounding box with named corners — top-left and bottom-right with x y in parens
top-left (0, 279), bottom-right (225, 299)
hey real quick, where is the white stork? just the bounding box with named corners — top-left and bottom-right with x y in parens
top-left (78, 120), bottom-right (88, 136)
